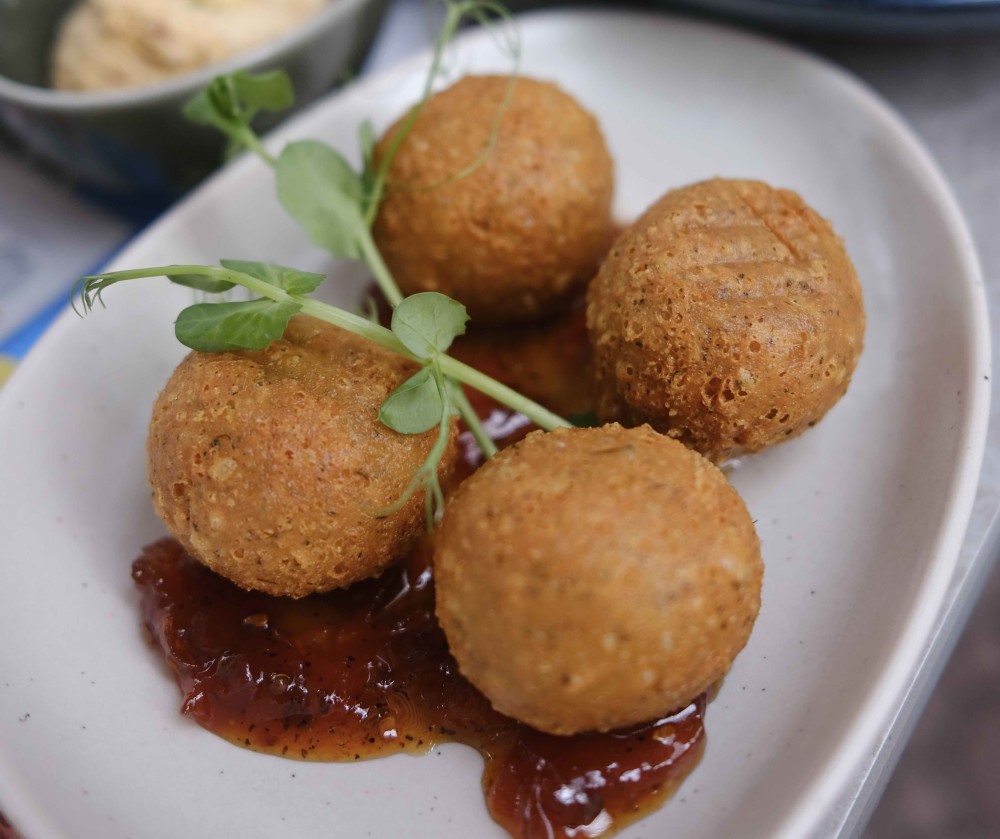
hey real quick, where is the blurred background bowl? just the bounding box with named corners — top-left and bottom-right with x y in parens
top-left (0, 0), bottom-right (386, 197)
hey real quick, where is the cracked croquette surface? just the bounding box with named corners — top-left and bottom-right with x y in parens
top-left (587, 178), bottom-right (865, 462)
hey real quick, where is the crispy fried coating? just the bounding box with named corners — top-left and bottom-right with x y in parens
top-left (587, 179), bottom-right (865, 462)
top-left (434, 424), bottom-right (762, 735)
top-left (147, 315), bottom-right (458, 598)
top-left (373, 75), bottom-right (614, 325)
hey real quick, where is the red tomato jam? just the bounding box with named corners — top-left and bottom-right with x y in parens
top-left (134, 538), bottom-right (705, 839)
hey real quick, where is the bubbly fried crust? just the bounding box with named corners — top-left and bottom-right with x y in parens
top-left (373, 75), bottom-right (614, 325)
top-left (147, 315), bottom-right (458, 598)
top-left (587, 178), bottom-right (865, 462)
top-left (434, 424), bottom-right (762, 735)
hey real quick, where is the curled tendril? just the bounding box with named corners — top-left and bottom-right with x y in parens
top-left (72, 274), bottom-right (117, 316)
top-left (365, 0), bottom-right (522, 210)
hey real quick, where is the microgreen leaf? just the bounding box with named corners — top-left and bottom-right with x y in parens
top-left (276, 141), bottom-right (364, 259)
top-left (391, 292), bottom-right (469, 359)
top-left (184, 71), bottom-right (293, 163)
top-left (168, 273), bottom-right (236, 294)
top-left (183, 88), bottom-right (230, 134)
top-left (174, 298), bottom-right (300, 352)
top-left (375, 364), bottom-right (452, 526)
top-left (445, 378), bottom-right (465, 417)
top-left (227, 71), bottom-right (295, 113)
top-left (378, 368), bottom-right (445, 434)
top-left (219, 260), bottom-right (324, 295)
top-left (184, 71), bottom-right (293, 131)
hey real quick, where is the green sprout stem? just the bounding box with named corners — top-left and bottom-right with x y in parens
top-left (230, 128), bottom-right (404, 308)
top-left (235, 124), bottom-right (277, 167)
top-left (362, 0), bottom-right (465, 227)
top-left (425, 366), bottom-right (452, 516)
top-left (364, 0), bottom-right (519, 209)
top-left (306, 294), bottom-right (571, 431)
top-left (355, 226), bottom-right (404, 307)
top-left (438, 354), bottom-right (568, 430)
top-left (450, 385), bottom-right (499, 458)
top-left (82, 264), bottom-right (570, 434)
top-left (374, 362), bottom-right (454, 525)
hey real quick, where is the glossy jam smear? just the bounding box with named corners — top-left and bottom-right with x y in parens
top-left (133, 300), bottom-right (707, 838)
top-left (135, 539), bottom-right (705, 839)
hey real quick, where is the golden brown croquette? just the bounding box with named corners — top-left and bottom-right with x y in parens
top-left (587, 178), bottom-right (865, 462)
top-left (147, 315), bottom-right (458, 598)
top-left (434, 424), bottom-right (762, 735)
top-left (373, 75), bottom-right (614, 325)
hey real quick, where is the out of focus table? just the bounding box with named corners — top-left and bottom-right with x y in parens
top-left (1, 2), bottom-right (997, 836)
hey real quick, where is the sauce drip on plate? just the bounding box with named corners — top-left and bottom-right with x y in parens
top-left (134, 536), bottom-right (705, 839)
top-left (132, 300), bottom-right (707, 838)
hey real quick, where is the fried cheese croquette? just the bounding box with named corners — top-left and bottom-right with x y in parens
top-left (587, 178), bottom-right (865, 462)
top-left (434, 424), bottom-right (762, 735)
top-left (373, 75), bottom-right (614, 325)
top-left (147, 315), bottom-right (458, 598)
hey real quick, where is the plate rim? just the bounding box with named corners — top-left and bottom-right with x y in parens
top-left (0, 9), bottom-right (991, 839)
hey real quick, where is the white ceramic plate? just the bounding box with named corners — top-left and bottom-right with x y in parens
top-left (0, 11), bottom-right (989, 839)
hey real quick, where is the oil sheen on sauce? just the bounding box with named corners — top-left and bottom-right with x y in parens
top-left (132, 305), bottom-right (707, 839)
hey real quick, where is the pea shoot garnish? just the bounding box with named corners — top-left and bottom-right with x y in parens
top-left (74, 0), bottom-right (571, 523)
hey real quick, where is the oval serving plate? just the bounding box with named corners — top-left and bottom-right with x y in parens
top-left (0, 10), bottom-right (989, 839)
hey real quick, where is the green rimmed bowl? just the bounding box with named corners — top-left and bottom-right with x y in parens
top-left (0, 0), bottom-right (386, 195)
